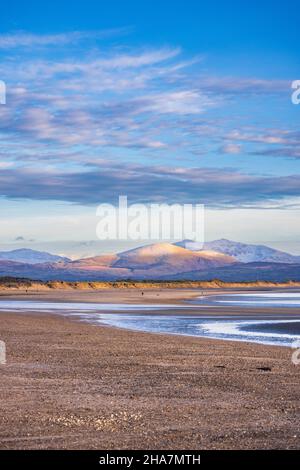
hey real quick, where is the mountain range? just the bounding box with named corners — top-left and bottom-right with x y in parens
top-left (0, 240), bottom-right (299, 282)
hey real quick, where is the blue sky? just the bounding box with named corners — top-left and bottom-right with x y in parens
top-left (0, 1), bottom-right (299, 257)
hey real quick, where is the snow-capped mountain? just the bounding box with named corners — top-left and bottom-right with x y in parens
top-left (66, 242), bottom-right (236, 279)
top-left (0, 248), bottom-right (70, 265)
top-left (175, 238), bottom-right (300, 264)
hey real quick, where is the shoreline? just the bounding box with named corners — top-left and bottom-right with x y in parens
top-left (0, 310), bottom-right (299, 449)
top-left (1, 288), bottom-right (300, 348)
top-left (0, 289), bottom-right (300, 449)
top-left (2, 285), bottom-right (300, 304)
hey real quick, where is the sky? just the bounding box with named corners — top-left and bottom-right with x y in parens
top-left (0, 0), bottom-right (300, 258)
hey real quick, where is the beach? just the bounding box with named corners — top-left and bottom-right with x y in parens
top-left (0, 288), bottom-right (300, 450)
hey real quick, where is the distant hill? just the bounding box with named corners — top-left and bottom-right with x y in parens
top-left (175, 239), bottom-right (300, 264)
top-left (163, 262), bottom-right (300, 283)
top-left (0, 243), bottom-right (236, 281)
top-left (0, 248), bottom-right (70, 265)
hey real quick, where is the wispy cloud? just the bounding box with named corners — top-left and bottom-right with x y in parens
top-left (227, 129), bottom-right (289, 145)
top-left (0, 30), bottom-right (297, 211)
top-left (219, 143), bottom-right (242, 154)
top-left (0, 44), bottom-right (214, 151)
top-left (0, 28), bottom-right (130, 49)
top-left (251, 147), bottom-right (300, 160)
top-left (194, 77), bottom-right (289, 95)
top-left (0, 163), bottom-right (299, 208)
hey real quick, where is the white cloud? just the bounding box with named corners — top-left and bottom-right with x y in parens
top-left (136, 90), bottom-right (214, 115)
top-left (220, 143), bottom-right (242, 154)
top-left (0, 29), bottom-right (129, 49)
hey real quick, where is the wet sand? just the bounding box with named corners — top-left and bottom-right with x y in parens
top-left (242, 322), bottom-right (300, 335)
top-left (0, 289), bottom-right (300, 449)
top-left (0, 287), bottom-right (201, 305)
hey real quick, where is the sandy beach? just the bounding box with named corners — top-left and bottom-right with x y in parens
top-left (0, 288), bottom-right (300, 450)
